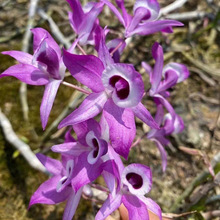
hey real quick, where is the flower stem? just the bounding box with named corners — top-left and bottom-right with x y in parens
top-left (110, 41), bottom-right (123, 56)
top-left (77, 43), bottom-right (87, 55)
top-left (61, 81), bottom-right (91, 95)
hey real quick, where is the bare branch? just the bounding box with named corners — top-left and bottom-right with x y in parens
top-left (160, 0), bottom-right (188, 16)
top-left (20, 0), bottom-right (40, 121)
top-left (0, 109), bottom-right (47, 174)
top-left (38, 8), bottom-right (71, 48)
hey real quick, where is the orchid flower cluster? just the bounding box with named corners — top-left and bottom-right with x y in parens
top-left (0, 0), bottom-right (189, 219)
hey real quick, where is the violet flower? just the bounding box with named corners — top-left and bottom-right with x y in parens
top-left (142, 42), bottom-right (188, 171)
top-left (0, 28), bottom-right (65, 129)
top-left (147, 102), bottom-right (184, 171)
top-left (59, 31), bottom-right (159, 159)
top-left (52, 118), bottom-right (108, 165)
top-left (101, 0), bottom-right (183, 38)
top-left (96, 163), bottom-right (162, 220)
top-left (29, 154), bottom-right (83, 220)
top-left (67, 0), bottom-right (104, 45)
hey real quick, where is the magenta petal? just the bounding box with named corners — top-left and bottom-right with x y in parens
top-left (123, 194), bottom-right (149, 220)
top-left (133, 0), bottom-right (160, 21)
top-left (101, 0), bottom-right (125, 26)
top-left (116, 0), bottom-right (131, 27)
top-left (58, 92), bottom-right (108, 128)
top-left (126, 20), bottom-right (183, 37)
top-left (132, 102), bottom-right (159, 129)
top-left (40, 79), bottom-right (61, 130)
top-left (78, 2), bottom-right (104, 44)
top-left (36, 153), bottom-right (62, 175)
top-left (29, 176), bottom-right (71, 207)
top-left (2, 51), bottom-right (33, 64)
top-left (63, 50), bottom-right (105, 92)
top-left (150, 42), bottom-right (163, 95)
top-left (151, 138), bottom-right (167, 172)
top-left (95, 194), bottom-right (122, 220)
top-left (98, 29), bottom-right (114, 68)
top-left (51, 142), bottom-right (87, 157)
top-left (33, 40), bottom-right (60, 80)
top-left (163, 62), bottom-right (189, 83)
top-left (0, 63), bottom-right (49, 85)
top-left (63, 188), bottom-right (82, 220)
top-left (139, 197), bottom-right (162, 220)
top-left (71, 153), bottom-right (103, 192)
top-left (73, 118), bottom-right (101, 146)
top-left (31, 28), bottom-right (61, 57)
top-left (67, 0), bottom-right (84, 33)
top-left (103, 99), bottom-right (136, 159)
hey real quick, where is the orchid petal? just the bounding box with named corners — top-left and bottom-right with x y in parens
top-left (67, 0), bottom-right (84, 33)
top-left (71, 153), bottom-right (104, 192)
top-left (126, 20), bottom-right (183, 37)
top-left (150, 42), bottom-right (163, 95)
top-left (29, 176), bottom-right (71, 207)
top-left (51, 142), bottom-right (87, 157)
top-left (139, 197), bottom-right (162, 220)
top-left (64, 128), bottom-right (76, 143)
top-left (0, 63), bottom-right (49, 85)
top-left (123, 194), bottom-right (149, 220)
top-left (78, 2), bottom-right (104, 45)
top-left (95, 194), bottom-right (122, 220)
top-left (40, 79), bottom-right (61, 130)
top-left (59, 92), bottom-right (108, 128)
top-left (133, 0), bottom-right (160, 21)
top-left (132, 102), bottom-right (159, 129)
top-left (98, 29), bottom-right (114, 68)
top-left (163, 62), bottom-right (189, 83)
top-left (36, 153), bottom-right (62, 175)
top-left (141, 61), bottom-right (153, 79)
top-left (73, 118), bottom-right (101, 146)
top-left (101, 0), bottom-right (125, 26)
top-left (33, 40), bottom-right (60, 80)
top-left (63, 50), bottom-right (105, 92)
top-left (31, 28), bottom-right (61, 57)
top-left (103, 99), bottom-right (136, 159)
top-left (151, 138), bottom-right (167, 172)
top-left (2, 51), bottom-right (33, 64)
top-left (63, 188), bottom-right (83, 220)
top-left (116, 0), bottom-right (132, 28)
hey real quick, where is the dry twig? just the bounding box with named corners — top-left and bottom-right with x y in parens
top-left (20, 0), bottom-right (40, 121)
top-left (0, 109), bottom-right (47, 174)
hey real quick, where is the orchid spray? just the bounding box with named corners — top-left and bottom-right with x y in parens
top-left (0, 0), bottom-right (189, 219)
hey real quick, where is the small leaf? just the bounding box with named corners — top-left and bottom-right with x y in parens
top-left (12, 150), bottom-right (20, 159)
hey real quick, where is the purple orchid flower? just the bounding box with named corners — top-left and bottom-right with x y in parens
top-left (141, 42), bottom-right (188, 171)
top-left (52, 118), bottom-right (108, 165)
top-left (143, 42), bottom-right (189, 128)
top-left (29, 154), bottom-right (83, 220)
top-left (101, 0), bottom-right (183, 38)
top-left (59, 31), bottom-right (159, 159)
top-left (96, 163), bottom-right (162, 220)
top-left (0, 28), bottom-right (65, 129)
top-left (143, 42), bottom-right (189, 99)
top-left (147, 102), bottom-right (184, 171)
top-left (67, 0), bottom-right (104, 45)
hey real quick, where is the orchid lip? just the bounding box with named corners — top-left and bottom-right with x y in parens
top-left (109, 75), bottom-right (130, 100)
top-left (86, 131), bottom-right (108, 164)
top-left (121, 164), bottom-right (152, 196)
top-left (56, 160), bottom-right (74, 193)
top-left (126, 172), bottom-right (143, 189)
